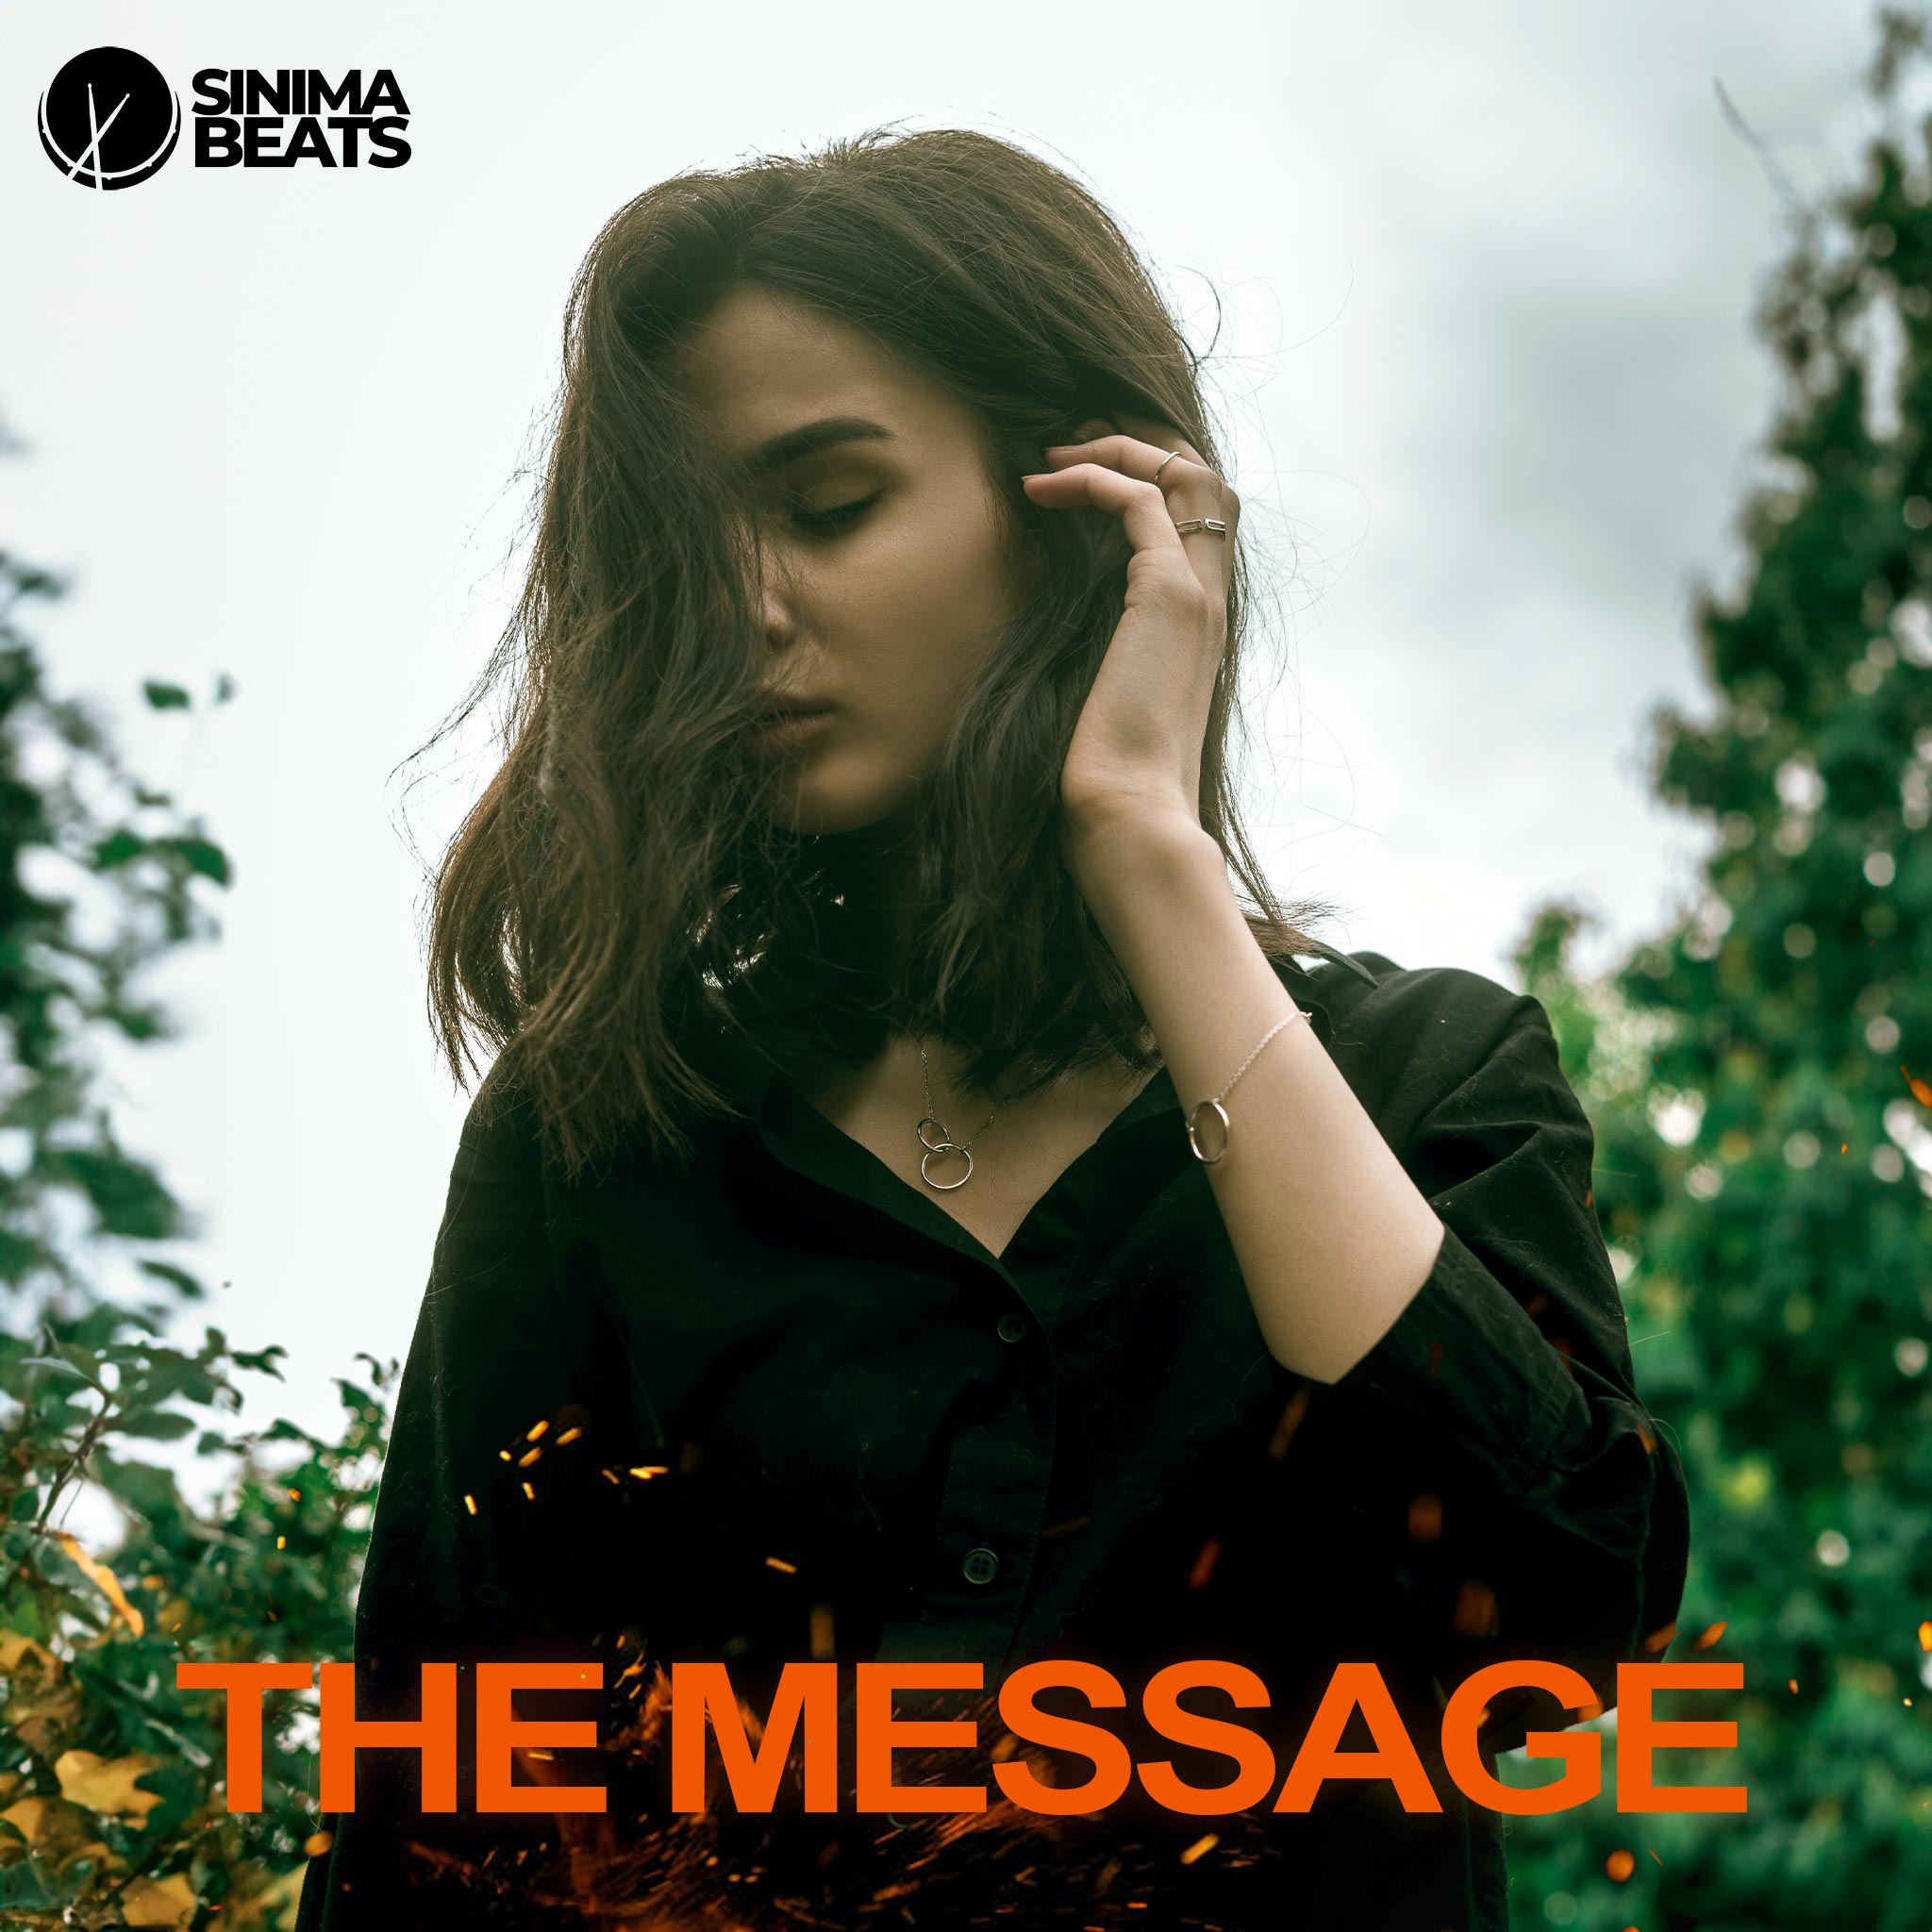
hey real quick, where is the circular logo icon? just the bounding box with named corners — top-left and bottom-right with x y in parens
top-left (40, 46), bottom-right (179, 190)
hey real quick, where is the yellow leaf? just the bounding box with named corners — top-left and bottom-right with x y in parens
top-left (0, 1793), bottom-right (114, 1874)
top-left (55, 1747), bottom-right (165, 1823)
top-left (0, 1792), bottom-right (48, 1841)
top-left (122, 1873), bottom-right (199, 1927)
top-left (0, 1630), bottom-right (58, 1676)
top-left (54, 1532), bottom-right (146, 1637)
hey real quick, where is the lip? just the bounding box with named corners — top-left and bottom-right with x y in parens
top-left (748, 706), bottom-right (835, 755)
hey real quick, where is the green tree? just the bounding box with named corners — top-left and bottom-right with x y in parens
top-left (1502, 8), bottom-right (1932, 1925)
top-left (0, 537), bottom-right (390, 1926)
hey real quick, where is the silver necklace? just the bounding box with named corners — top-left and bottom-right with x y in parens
top-left (913, 1037), bottom-right (1004, 1191)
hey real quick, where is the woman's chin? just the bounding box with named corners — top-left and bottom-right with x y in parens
top-left (759, 777), bottom-right (917, 840)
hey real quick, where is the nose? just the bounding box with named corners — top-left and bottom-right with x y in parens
top-left (755, 537), bottom-right (799, 651)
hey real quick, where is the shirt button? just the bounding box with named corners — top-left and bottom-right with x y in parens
top-left (996, 1312), bottom-right (1029, 1343)
top-left (961, 1546), bottom-right (999, 1586)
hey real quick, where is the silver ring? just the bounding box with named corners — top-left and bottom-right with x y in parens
top-left (916, 1116), bottom-right (951, 1152)
top-left (921, 1143), bottom-right (974, 1190)
top-left (1152, 448), bottom-right (1181, 483)
top-left (1186, 1099), bottom-right (1230, 1163)
top-left (1173, 517), bottom-right (1228, 539)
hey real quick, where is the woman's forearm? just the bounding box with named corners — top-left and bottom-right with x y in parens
top-left (1061, 808), bottom-right (1446, 1384)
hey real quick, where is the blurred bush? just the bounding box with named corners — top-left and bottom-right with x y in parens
top-left (1500, 8), bottom-right (1932, 1926)
top-left (0, 547), bottom-right (390, 1928)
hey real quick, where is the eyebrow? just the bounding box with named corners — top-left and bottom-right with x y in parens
top-left (740, 415), bottom-right (894, 476)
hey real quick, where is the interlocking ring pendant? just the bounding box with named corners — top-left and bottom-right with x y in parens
top-left (920, 1142), bottom-right (974, 1190)
top-left (1186, 1098), bottom-right (1231, 1164)
top-left (916, 1116), bottom-right (951, 1153)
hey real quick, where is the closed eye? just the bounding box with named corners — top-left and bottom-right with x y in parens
top-left (791, 492), bottom-right (881, 538)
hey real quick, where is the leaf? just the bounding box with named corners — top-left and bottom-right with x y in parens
top-left (54, 1749), bottom-right (165, 1823)
top-left (142, 680), bottom-right (192, 709)
top-left (121, 1872), bottom-right (198, 1927)
top-left (115, 1409), bottom-right (196, 1441)
top-left (21, 1353), bottom-right (108, 1393)
top-left (0, 1628), bottom-right (58, 1675)
top-left (54, 1531), bottom-right (145, 1636)
top-left (158, 835), bottom-right (229, 886)
top-left (136, 1259), bottom-right (206, 1299)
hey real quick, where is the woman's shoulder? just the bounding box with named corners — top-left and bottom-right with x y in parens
top-left (1277, 944), bottom-right (1550, 1093)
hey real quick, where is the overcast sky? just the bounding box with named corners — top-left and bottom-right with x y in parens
top-left (0, 0), bottom-right (1903, 1442)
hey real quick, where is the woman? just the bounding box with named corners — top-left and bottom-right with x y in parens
top-left (298, 126), bottom-right (1688, 1930)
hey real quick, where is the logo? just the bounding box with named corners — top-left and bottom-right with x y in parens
top-left (40, 45), bottom-right (180, 190)
top-left (192, 68), bottom-right (410, 168)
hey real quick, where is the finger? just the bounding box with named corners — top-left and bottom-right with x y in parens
top-left (1041, 425), bottom-right (1233, 541)
top-left (1115, 410), bottom-right (1208, 475)
top-left (1021, 461), bottom-right (1228, 608)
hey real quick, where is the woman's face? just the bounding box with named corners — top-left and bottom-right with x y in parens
top-left (674, 286), bottom-right (1033, 836)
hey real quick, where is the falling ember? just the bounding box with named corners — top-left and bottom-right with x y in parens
top-left (1451, 1580), bottom-right (1498, 1639)
top-left (1918, 1620), bottom-right (1932, 1651)
top-left (765, 1557), bottom-right (798, 1575)
top-left (1606, 1848), bottom-right (1636, 1881)
top-left (809, 1602), bottom-right (836, 1660)
top-left (1268, 1387), bottom-right (1309, 1460)
top-left (526, 1419), bottom-right (551, 1441)
top-left (518, 1447), bottom-right (543, 1467)
top-left (275, 1536), bottom-right (287, 1550)
top-left (1694, 1620), bottom-right (1726, 1648)
top-left (556, 1426), bottom-right (584, 1445)
top-left (303, 1831), bottom-right (333, 1858)
top-left (463, 1494), bottom-right (477, 1516)
top-left (1641, 1621), bottom-right (1676, 1654)
top-left (499, 1450), bottom-right (513, 1462)
top-left (288, 1489), bottom-right (302, 1502)
top-left (1637, 1425), bottom-right (1657, 1456)
top-left (1789, 1678), bottom-right (1799, 1693)
top-left (1188, 1537), bottom-right (1222, 1590)
top-left (1407, 1493), bottom-right (1442, 1541)
top-left (1902, 1065), bottom-right (1932, 1107)
top-left (629, 1466), bottom-right (669, 1480)
top-left (1178, 1834), bottom-right (1219, 1866)
top-left (521, 1482), bottom-right (536, 1501)
top-left (1649, 1849), bottom-right (1663, 1866)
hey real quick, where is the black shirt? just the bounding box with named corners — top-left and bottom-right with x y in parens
top-left (296, 946), bottom-right (1689, 1931)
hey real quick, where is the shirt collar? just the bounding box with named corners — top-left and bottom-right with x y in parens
top-left (715, 944), bottom-right (1377, 1125)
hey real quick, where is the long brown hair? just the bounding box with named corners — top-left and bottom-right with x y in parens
top-left (420, 125), bottom-right (1346, 1180)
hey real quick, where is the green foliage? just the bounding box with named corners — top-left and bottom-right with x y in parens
top-left (0, 549), bottom-right (391, 1927)
top-left (1501, 10), bottom-right (1932, 1926)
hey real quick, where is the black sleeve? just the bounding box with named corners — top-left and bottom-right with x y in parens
top-left (296, 1074), bottom-right (627, 1930)
top-left (1291, 982), bottom-right (1691, 1756)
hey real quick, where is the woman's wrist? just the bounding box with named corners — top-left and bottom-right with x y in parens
top-left (1058, 800), bottom-right (1217, 900)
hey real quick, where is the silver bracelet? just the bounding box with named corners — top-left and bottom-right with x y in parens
top-left (1186, 1006), bottom-right (1309, 1163)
